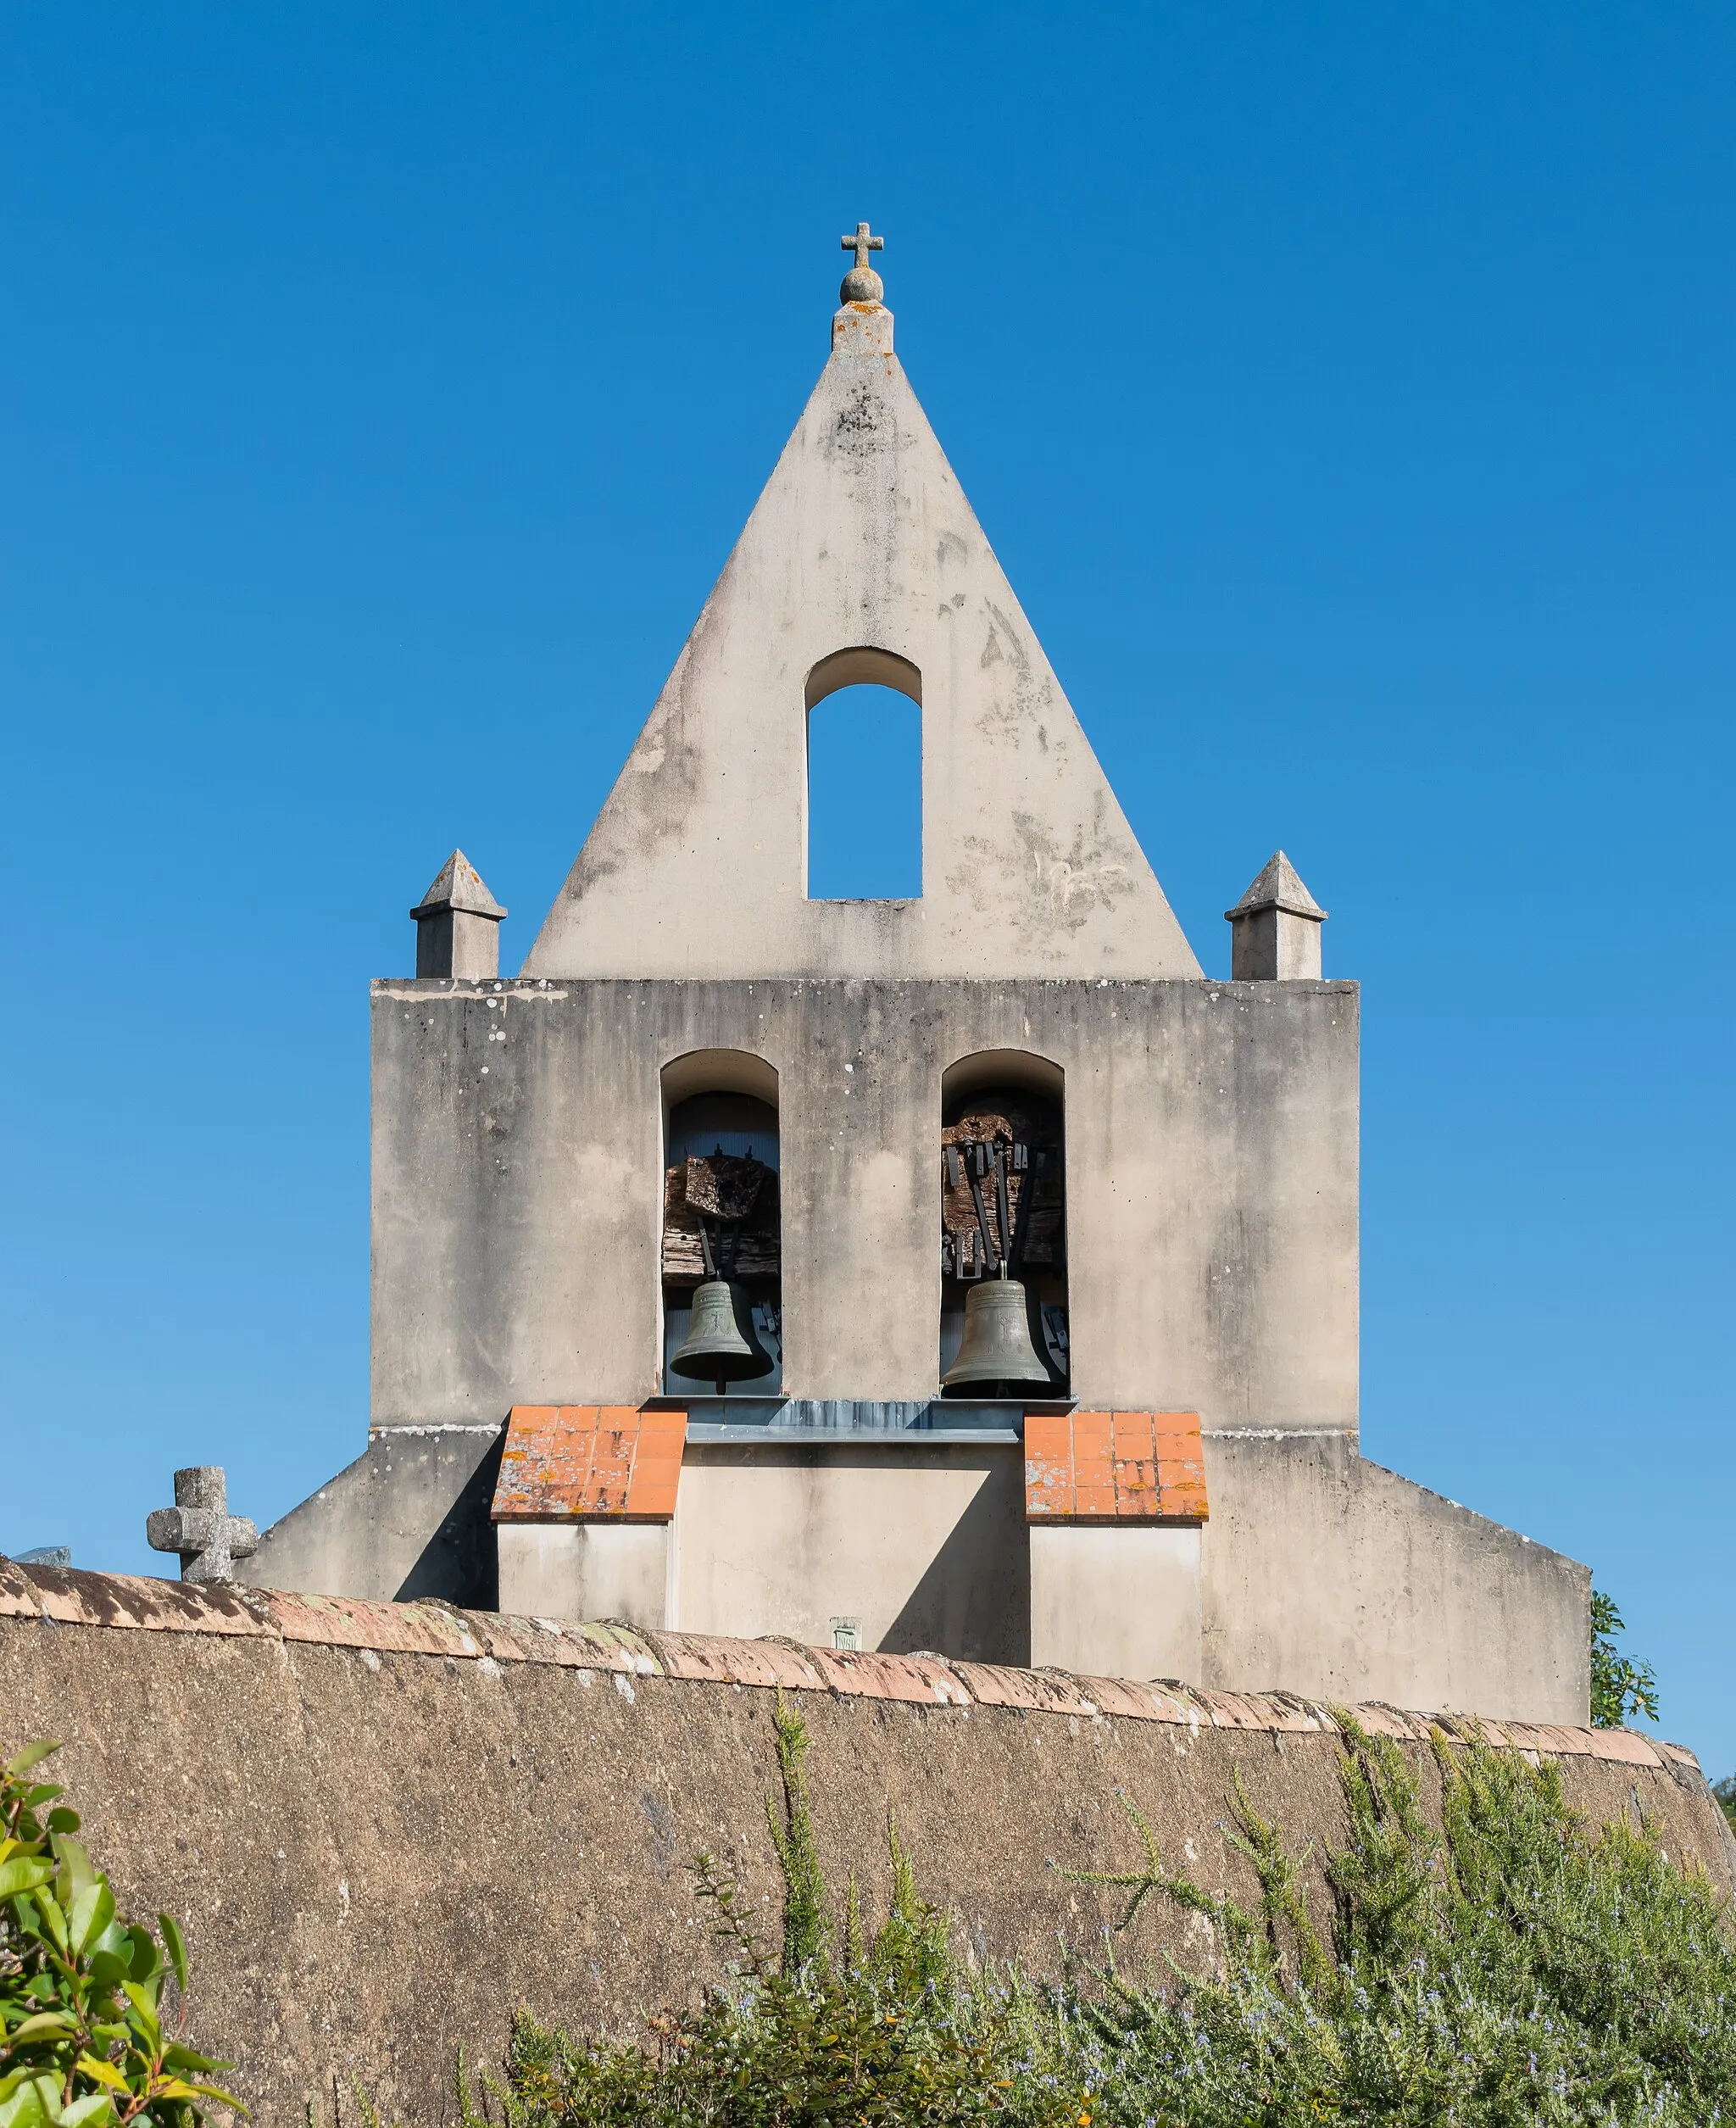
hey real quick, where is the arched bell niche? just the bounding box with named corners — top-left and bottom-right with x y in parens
top-left (938, 1050), bottom-right (1069, 1397)
top-left (659, 1051), bottom-right (782, 1399)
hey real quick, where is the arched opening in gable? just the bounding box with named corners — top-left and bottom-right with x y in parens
top-left (804, 648), bottom-right (922, 902)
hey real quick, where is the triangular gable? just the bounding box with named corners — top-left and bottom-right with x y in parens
top-left (526, 301), bottom-right (1200, 981)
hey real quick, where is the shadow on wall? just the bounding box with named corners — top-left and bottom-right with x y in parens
top-left (881, 1458), bottom-right (1032, 1666)
top-left (393, 1431), bottom-right (504, 1607)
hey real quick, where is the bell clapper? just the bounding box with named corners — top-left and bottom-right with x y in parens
top-left (1003, 1139), bottom-right (1037, 1273)
top-left (965, 1156), bottom-right (1000, 1274)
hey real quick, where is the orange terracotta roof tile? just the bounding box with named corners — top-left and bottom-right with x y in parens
top-left (1021, 1412), bottom-right (1072, 1517)
top-left (0, 1559), bottom-right (44, 1618)
top-left (1580, 1725), bottom-right (1662, 1769)
top-left (949, 1663), bottom-right (1103, 1717)
top-left (491, 1404), bottom-right (688, 1522)
top-left (1024, 1409), bottom-right (1208, 1524)
top-left (645, 1632), bottom-right (824, 1690)
top-left (266, 1589), bottom-right (483, 1657)
top-left (800, 1647), bottom-right (972, 1706)
top-left (1346, 1704), bottom-right (1433, 1741)
top-left (0, 1559), bottom-right (269, 1636)
top-left (1071, 1675), bottom-right (1175, 1721)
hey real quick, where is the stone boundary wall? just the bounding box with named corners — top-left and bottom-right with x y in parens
top-left (1, 1560), bottom-right (1728, 2125)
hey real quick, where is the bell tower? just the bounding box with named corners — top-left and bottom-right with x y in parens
top-left (236, 231), bottom-right (1594, 1729)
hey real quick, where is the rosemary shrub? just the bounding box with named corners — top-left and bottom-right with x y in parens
top-left (455, 1700), bottom-right (1736, 2128)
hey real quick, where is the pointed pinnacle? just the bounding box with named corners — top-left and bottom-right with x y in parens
top-left (1224, 851), bottom-right (1327, 923)
top-left (410, 850), bottom-right (507, 921)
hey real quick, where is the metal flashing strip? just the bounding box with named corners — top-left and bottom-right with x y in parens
top-left (686, 1425), bottom-right (1022, 1446)
top-left (655, 1395), bottom-right (1071, 1443)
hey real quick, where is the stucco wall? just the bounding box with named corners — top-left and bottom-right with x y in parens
top-left (370, 974), bottom-right (1358, 1426)
top-left (277, 960), bottom-right (1589, 1724)
top-left (247, 1428), bottom-right (502, 1606)
top-left (1029, 1522), bottom-right (1201, 1679)
top-left (497, 1445), bottom-right (1036, 1665)
top-left (670, 1441), bottom-right (1031, 1659)
top-left (0, 1563), bottom-right (1722, 2128)
top-left (498, 1519), bottom-right (671, 1626)
top-left (1202, 1434), bottom-right (1592, 1721)
top-left (248, 1429), bottom-right (1589, 1724)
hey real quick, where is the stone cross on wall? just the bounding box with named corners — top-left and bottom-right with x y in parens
top-left (146, 1467), bottom-right (259, 1585)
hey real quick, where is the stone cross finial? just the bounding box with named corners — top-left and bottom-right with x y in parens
top-left (839, 222), bottom-right (885, 306)
top-left (146, 1467), bottom-right (259, 1585)
top-left (842, 222), bottom-right (883, 270)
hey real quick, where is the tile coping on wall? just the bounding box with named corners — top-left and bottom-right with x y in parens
top-left (0, 1557), bottom-right (1693, 1774)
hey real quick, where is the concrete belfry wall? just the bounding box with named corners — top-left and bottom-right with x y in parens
top-left (0, 1563), bottom-right (1724, 2128)
top-left (368, 975), bottom-right (1358, 1422)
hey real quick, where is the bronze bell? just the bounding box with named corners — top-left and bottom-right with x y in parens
top-left (670, 1279), bottom-right (776, 1393)
top-left (941, 1273), bottom-right (1052, 1393)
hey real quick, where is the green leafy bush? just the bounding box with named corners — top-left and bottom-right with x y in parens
top-left (1590, 1588), bottom-right (1661, 1729)
top-left (463, 1699), bottom-right (1736, 2128)
top-left (0, 1737), bottom-right (238, 2128)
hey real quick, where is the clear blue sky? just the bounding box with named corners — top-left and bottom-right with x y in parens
top-left (3, 7), bottom-right (1730, 1766)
